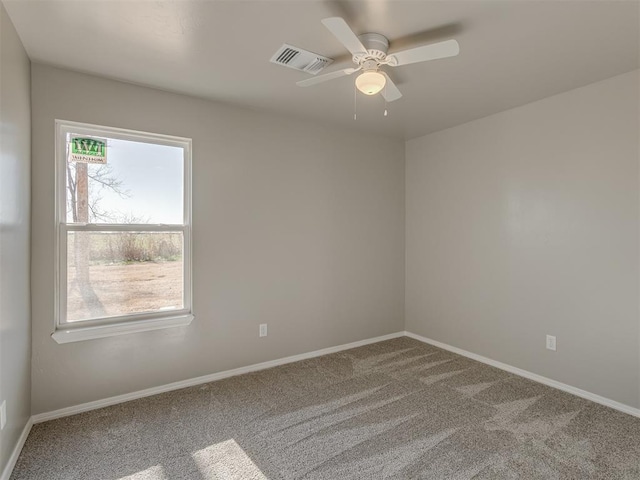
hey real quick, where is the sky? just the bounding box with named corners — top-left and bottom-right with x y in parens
top-left (67, 137), bottom-right (184, 224)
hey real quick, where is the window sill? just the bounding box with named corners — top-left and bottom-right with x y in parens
top-left (51, 314), bottom-right (194, 344)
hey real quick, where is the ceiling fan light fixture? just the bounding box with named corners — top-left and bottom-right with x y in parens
top-left (355, 70), bottom-right (386, 95)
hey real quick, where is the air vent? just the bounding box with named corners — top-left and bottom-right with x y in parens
top-left (304, 57), bottom-right (331, 74)
top-left (275, 47), bottom-right (300, 65)
top-left (270, 44), bottom-right (333, 75)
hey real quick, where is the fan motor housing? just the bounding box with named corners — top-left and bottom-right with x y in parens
top-left (354, 33), bottom-right (389, 63)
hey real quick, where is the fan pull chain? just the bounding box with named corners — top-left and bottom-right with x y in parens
top-left (384, 82), bottom-right (388, 117)
top-left (353, 83), bottom-right (357, 120)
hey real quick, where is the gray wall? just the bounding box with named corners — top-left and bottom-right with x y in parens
top-left (30, 64), bottom-right (405, 414)
top-left (0, 3), bottom-right (31, 473)
top-left (406, 70), bottom-right (640, 408)
top-left (25, 45), bottom-right (640, 419)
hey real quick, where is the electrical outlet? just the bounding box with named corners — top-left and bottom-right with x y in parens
top-left (259, 324), bottom-right (268, 337)
top-left (546, 335), bottom-right (557, 352)
top-left (0, 400), bottom-right (6, 430)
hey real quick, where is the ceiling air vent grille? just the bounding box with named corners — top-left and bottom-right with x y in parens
top-left (276, 47), bottom-right (300, 65)
top-left (270, 44), bottom-right (333, 75)
top-left (304, 57), bottom-right (331, 74)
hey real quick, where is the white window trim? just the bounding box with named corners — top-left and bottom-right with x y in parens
top-left (53, 120), bottom-right (193, 344)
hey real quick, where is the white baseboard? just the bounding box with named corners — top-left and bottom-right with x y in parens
top-left (32, 331), bottom-right (405, 424)
top-left (0, 417), bottom-right (33, 480)
top-left (404, 331), bottom-right (640, 419)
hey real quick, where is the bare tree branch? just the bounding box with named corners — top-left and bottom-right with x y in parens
top-left (87, 194), bottom-right (115, 223)
top-left (88, 165), bottom-right (130, 199)
top-left (67, 162), bottom-right (129, 223)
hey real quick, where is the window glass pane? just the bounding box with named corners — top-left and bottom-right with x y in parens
top-left (65, 136), bottom-right (184, 224)
top-left (66, 231), bottom-right (184, 322)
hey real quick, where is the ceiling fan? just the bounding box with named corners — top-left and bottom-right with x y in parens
top-left (297, 17), bottom-right (460, 102)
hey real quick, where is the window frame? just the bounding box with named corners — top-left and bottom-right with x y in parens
top-left (52, 120), bottom-right (193, 343)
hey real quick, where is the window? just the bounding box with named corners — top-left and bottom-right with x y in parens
top-left (53, 121), bottom-right (192, 343)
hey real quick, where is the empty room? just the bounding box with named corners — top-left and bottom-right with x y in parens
top-left (1, 0), bottom-right (639, 478)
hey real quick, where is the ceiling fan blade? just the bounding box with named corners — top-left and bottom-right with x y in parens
top-left (388, 39), bottom-right (459, 67)
top-left (321, 17), bottom-right (368, 56)
top-left (380, 72), bottom-right (402, 102)
top-left (296, 67), bottom-right (360, 87)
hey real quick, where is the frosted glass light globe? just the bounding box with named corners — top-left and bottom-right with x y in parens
top-left (355, 71), bottom-right (386, 95)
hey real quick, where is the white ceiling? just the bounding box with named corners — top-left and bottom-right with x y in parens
top-left (4, 0), bottom-right (639, 139)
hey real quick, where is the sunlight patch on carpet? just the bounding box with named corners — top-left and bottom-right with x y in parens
top-left (192, 439), bottom-right (267, 480)
top-left (117, 465), bottom-right (167, 479)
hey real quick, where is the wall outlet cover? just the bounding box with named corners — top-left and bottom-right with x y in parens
top-left (259, 324), bottom-right (268, 337)
top-left (546, 335), bottom-right (557, 352)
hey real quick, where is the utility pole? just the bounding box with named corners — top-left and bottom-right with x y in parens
top-left (67, 135), bottom-right (113, 319)
top-left (75, 162), bottom-right (90, 285)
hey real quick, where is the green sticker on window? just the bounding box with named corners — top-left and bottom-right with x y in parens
top-left (69, 136), bottom-right (107, 164)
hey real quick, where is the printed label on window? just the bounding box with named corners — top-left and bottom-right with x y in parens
top-left (69, 136), bottom-right (108, 164)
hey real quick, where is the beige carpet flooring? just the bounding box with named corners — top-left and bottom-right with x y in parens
top-left (10, 337), bottom-right (640, 479)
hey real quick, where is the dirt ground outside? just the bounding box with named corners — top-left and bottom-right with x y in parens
top-left (66, 260), bottom-right (183, 322)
